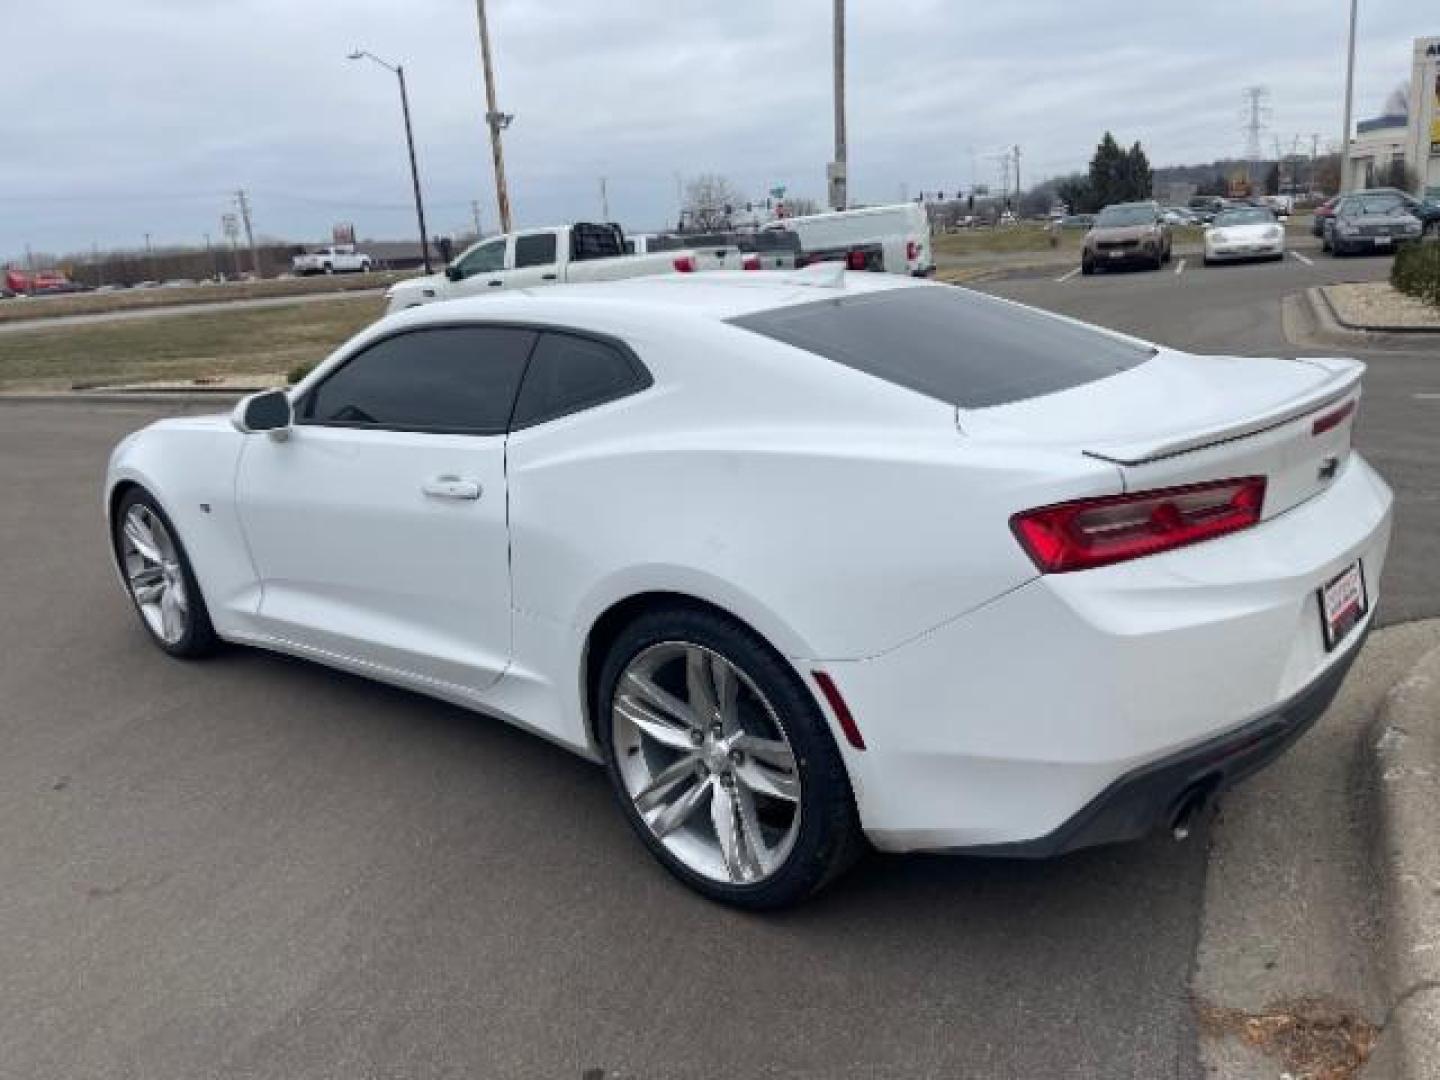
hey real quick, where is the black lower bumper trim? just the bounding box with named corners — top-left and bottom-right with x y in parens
top-left (964, 623), bottom-right (1370, 859)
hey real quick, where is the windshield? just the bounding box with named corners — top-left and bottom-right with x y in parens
top-left (1096, 206), bottom-right (1156, 227)
top-left (1213, 209), bottom-right (1274, 226)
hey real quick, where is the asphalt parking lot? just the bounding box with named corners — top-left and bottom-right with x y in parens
top-left (1, 257), bottom-right (1435, 1079)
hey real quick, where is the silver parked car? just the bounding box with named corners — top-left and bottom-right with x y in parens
top-left (1323, 193), bottom-right (1423, 256)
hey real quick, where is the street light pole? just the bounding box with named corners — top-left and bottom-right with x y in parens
top-left (1340, 0), bottom-right (1358, 193)
top-left (349, 49), bottom-right (433, 273)
top-left (475, 0), bottom-right (513, 233)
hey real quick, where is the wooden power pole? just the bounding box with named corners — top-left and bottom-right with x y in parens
top-left (475, 0), bottom-right (513, 233)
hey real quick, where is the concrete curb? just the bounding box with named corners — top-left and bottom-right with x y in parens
top-left (1316, 285), bottom-right (1440, 336)
top-left (1367, 644), bottom-right (1440, 1080)
top-left (1290, 287), bottom-right (1440, 351)
top-left (0, 391), bottom-right (251, 406)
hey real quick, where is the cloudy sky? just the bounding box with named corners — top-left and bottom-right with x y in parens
top-left (2, 0), bottom-right (1428, 260)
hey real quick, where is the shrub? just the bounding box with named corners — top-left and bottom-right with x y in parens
top-left (1391, 239), bottom-right (1440, 308)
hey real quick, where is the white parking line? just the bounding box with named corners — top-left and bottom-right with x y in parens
top-left (1174, 258), bottom-right (1186, 276)
top-left (1291, 251), bottom-right (1314, 266)
top-left (1056, 267), bottom-right (1080, 283)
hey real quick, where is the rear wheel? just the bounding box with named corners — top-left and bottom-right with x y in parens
top-left (113, 489), bottom-right (218, 658)
top-left (1081, 255), bottom-right (1094, 276)
top-left (597, 607), bottom-right (862, 909)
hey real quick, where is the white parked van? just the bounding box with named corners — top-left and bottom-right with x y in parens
top-left (767, 203), bottom-right (933, 276)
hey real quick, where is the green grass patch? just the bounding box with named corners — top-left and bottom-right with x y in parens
top-left (0, 296), bottom-right (382, 392)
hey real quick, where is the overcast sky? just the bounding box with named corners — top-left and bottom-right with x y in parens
top-left (1, 0), bottom-right (1428, 260)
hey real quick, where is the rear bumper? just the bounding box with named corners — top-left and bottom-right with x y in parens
top-left (822, 453), bottom-right (1393, 854)
top-left (959, 620), bottom-right (1367, 857)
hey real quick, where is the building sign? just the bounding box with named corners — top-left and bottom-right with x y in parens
top-left (332, 222), bottom-right (356, 246)
top-left (1432, 72), bottom-right (1440, 155)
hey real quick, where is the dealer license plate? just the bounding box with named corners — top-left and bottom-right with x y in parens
top-left (1319, 561), bottom-right (1367, 651)
top-left (1373, 236), bottom-right (1392, 248)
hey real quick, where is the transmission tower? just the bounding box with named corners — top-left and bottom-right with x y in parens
top-left (1241, 86), bottom-right (1271, 187)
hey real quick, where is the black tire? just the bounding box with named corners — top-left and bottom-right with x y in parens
top-left (112, 487), bottom-right (220, 659)
top-left (596, 606), bottom-right (863, 910)
top-left (1203, 255), bottom-right (1214, 267)
top-left (1081, 256), bottom-right (1094, 276)
top-left (322, 263), bottom-right (334, 275)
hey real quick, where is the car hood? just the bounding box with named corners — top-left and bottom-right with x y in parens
top-left (1087, 225), bottom-right (1154, 242)
top-left (1208, 222), bottom-right (1279, 239)
top-left (388, 273), bottom-right (447, 296)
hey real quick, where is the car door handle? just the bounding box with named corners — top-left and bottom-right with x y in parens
top-left (487, 280), bottom-right (503, 287)
top-left (541, 273), bottom-right (557, 281)
top-left (421, 475), bottom-right (482, 501)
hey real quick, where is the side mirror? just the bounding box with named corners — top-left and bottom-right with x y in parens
top-left (232, 389), bottom-right (292, 435)
top-left (445, 263), bottom-right (462, 282)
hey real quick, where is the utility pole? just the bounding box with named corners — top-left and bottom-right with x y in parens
top-left (144, 232), bottom-right (154, 279)
top-left (1013, 144), bottom-right (1022, 203)
top-left (829, 0), bottom-right (847, 210)
top-left (1339, 0), bottom-right (1358, 193)
top-left (475, 0), bottom-right (513, 233)
top-left (204, 232), bottom-right (217, 280)
top-left (600, 176), bottom-right (610, 221)
top-left (234, 190), bottom-right (260, 277)
top-left (1310, 133), bottom-right (1321, 195)
top-left (471, 199), bottom-right (483, 237)
top-left (92, 241), bottom-right (103, 288)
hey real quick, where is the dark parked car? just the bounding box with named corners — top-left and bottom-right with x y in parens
top-left (1081, 202), bottom-right (1173, 274)
top-left (1323, 193), bottom-right (1424, 255)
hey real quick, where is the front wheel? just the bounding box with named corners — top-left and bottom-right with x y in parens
top-left (113, 489), bottom-right (219, 658)
top-left (598, 607), bottom-right (862, 909)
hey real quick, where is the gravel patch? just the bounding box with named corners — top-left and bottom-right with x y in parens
top-left (1324, 282), bottom-right (1440, 330)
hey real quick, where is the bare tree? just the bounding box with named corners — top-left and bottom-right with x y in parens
top-left (784, 195), bottom-right (820, 217)
top-left (1383, 81), bottom-right (1411, 118)
top-left (682, 174), bottom-right (743, 231)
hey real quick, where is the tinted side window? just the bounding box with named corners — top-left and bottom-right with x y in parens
top-left (515, 233), bottom-right (558, 268)
top-left (455, 239), bottom-right (506, 278)
top-left (303, 327), bottom-right (537, 433)
top-left (510, 332), bottom-right (648, 429)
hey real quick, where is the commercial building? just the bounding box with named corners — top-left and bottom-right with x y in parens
top-left (1345, 35), bottom-right (1440, 198)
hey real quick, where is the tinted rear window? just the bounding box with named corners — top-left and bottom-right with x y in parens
top-left (729, 286), bottom-right (1153, 409)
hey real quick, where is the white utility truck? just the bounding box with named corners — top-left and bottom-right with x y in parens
top-left (384, 223), bottom-right (713, 314)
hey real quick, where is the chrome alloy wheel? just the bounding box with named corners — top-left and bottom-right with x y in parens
top-left (611, 642), bottom-right (802, 886)
top-left (120, 503), bottom-right (189, 645)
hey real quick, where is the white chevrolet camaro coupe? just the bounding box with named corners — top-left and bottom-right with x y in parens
top-left (1203, 207), bottom-right (1287, 265)
top-left (106, 268), bottom-right (1392, 908)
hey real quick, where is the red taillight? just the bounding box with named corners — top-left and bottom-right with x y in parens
top-left (1311, 399), bottom-right (1356, 436)
top-left (845, 250), bottom-right (867, 271)
top-left (1010, 476), bottom-right (1267, 574)
top-left (906, 239), bottom-right (920, 262)
top-left (672, 255), bottom-right (696, 273)
top-left (741, 253), bottom-right (761, 271)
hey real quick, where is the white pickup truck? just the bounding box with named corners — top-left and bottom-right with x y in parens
top-left (292, 245), bottom-right (373, 276)
top-left (384, 223), bottom-right (709, 314)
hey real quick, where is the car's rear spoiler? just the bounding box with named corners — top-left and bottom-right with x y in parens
top-left (1082, 358), bottom-right (1364, 466)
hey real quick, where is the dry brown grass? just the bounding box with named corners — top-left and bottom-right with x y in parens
top-left (1196, 997), bottom-right (1379, 1080)
top-left (0, 296), bottom-right (382, 392)
top-left (0, 271), bottom-right (412, 325)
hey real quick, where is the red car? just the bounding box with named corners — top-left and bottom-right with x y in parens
top-left (1310, 196), bottom-right (1341, 238)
